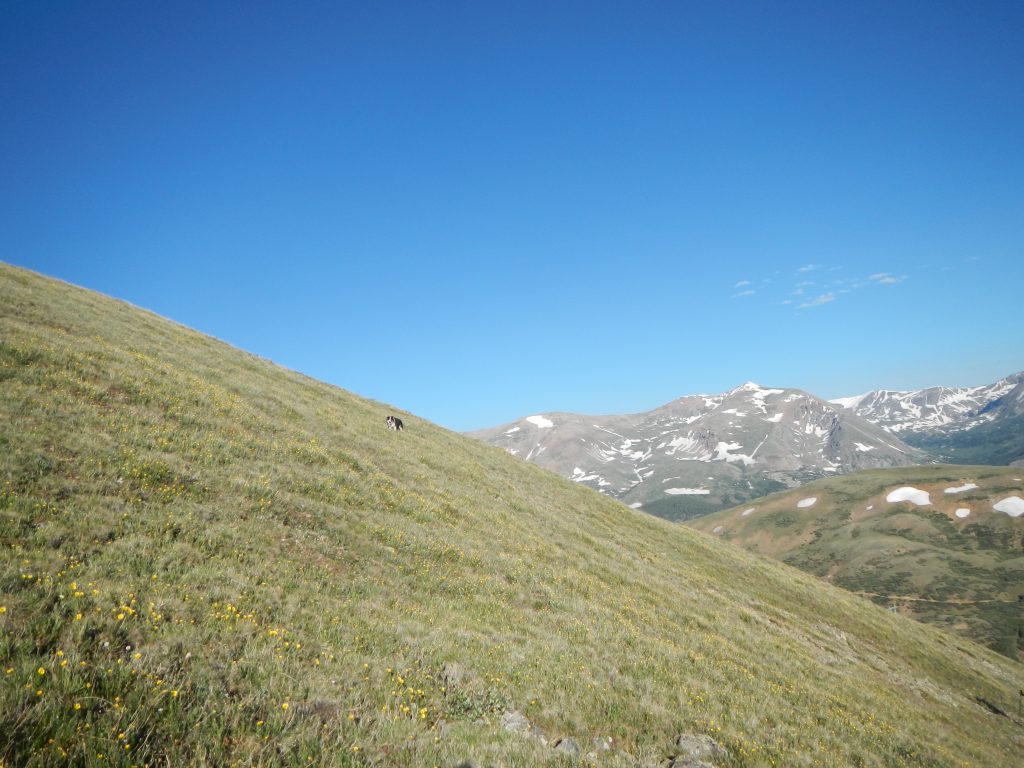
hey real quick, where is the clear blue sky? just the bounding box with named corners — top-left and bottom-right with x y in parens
top-left (3, 1), bottom-right (1022, 431)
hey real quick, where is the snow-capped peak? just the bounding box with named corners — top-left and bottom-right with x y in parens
top-left (830, 392), bottom-right (870, 410)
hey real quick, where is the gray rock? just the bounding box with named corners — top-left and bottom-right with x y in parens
top-left (554, 737), bottom-right (581, 756)
top-left (675, 733), bottom-right (724, 765)
top-left (587, 736), bottom-right (612, 757)
top-left (673, 733), bottom-right (726, 764)
top-left (501, 710), bottom-right (531, 735)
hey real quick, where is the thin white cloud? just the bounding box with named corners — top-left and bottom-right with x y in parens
top-left (734, 279), bottom-right (751, 288)
top-left (795, 280), bottom-right (814, 287)
top-left (869, 272), bottom-right (907, 285)
top-left (733, 289), bottom-right (756, 298)
top-left (798, 292), bottom-right (836, 309)
top-left (797, 263), bottom-right (820, 273)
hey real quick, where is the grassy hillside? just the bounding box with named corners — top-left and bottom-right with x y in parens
top-left (1, 263), bottom-right (1022, 767)
top-left (689, 466), bottom-right (1024, 660)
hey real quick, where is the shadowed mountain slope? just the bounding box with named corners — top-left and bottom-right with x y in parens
top-left (1, 263), bottom-right (1022, 767)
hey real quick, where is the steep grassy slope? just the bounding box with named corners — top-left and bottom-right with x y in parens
top-left (689, 466), bottom-right (1024, 660)
top-left (1, 263), bottom-right (1022, 767)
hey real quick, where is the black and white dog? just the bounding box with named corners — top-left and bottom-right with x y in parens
top-left (385, 415), bottom-right (404, 431)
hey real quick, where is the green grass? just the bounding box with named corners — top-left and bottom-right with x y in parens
top-left (690, 466), bottom-right (1024, 660)
top-left (2, 262), bottom-right (1023, 767)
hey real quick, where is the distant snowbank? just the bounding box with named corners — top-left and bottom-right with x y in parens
top-left (944, 483), bottom-right (978, 494)
top-left (886, 487), bottom-right (931, 506)
top-left (993, 496), bottom-right (1024, 517)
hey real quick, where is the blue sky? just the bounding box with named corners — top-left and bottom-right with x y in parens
top-left (2, 1), bottom-right (1022, 431)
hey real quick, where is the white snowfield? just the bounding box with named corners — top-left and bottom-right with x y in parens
top-left (664, 487), bottom-right (711, 495)
top-left (955, 508), bottom-right (971, 518)
top-left (853, 442), bottom-right (875, 452)
top-left (797, 497), bottom-right (817, 508)
top-left (886, 487), bottom-right (931, 506)
top-left (944, 483), bottom-right (979, 494)
top-left (993, 496), bottom-right (1024, 517)
top-left (714, 441), bottom-right (756, 465)
top-left (829, 393), bottom-right (869, 410)
top-left (712, 525), bottom-right (724, 534)
top-left (525, 415), bottom-right (554, 428)
top-left (741, 507), bottom-right (755, 516)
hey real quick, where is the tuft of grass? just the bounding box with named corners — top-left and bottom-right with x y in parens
top-left (2, 262), bottom-right (1023, 767)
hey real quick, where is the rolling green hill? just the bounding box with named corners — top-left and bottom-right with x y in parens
top-left (689, 466), bottom-right (1024, 661)
top-left (2, 262), bottom-right (1023, 767)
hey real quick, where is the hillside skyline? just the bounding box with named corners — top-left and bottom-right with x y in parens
top-left (3, 2), bottom-right (1023, 430)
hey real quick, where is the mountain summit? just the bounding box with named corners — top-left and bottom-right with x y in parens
top-left (473, 383), bottom-right (928, 520)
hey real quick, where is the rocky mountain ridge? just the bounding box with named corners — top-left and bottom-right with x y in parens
top-left (832, 371), bottom-right (1024, 466)
top-left (830, 371), bottom-right (1024, 434)
top-left (472, 382), bottom-right (930, 521)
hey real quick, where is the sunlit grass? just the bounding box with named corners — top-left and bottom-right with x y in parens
top-left (2, 262), bottom-right (1022, 766)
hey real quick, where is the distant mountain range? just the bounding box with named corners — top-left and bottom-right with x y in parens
top-left (472, 382), bottom-right (930, 521)
top-left (830, 372), bottom-right (1024, 466)
top-left (473, 372), bottom-right (1023, 520)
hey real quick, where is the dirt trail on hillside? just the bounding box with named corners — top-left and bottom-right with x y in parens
top-left (852, 591), bottom-right (1019, 605)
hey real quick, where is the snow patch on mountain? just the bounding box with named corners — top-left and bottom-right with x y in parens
top-left (526, 415), bottom-right (554, 428)
top-left (665, 487), bottom-right (711, 495)
top-left (797, 497), bottom-right (817, 508)
top-left (830, 393), bottom-right (870, 410)
top-left (714, 442), bottom-right (756, 465)
top-left (944, 483), bottom-right (978, 494)
top-left (993, 496), bottom-right (1024, 517)
top-left (886, 487), bottom-right (931, 506)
